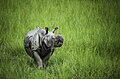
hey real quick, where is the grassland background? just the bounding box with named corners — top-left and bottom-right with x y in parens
top-left (0, 0), bottom-right (120, 79)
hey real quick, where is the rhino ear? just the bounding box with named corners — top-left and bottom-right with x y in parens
top-left (52, 27), bottom-right (58, 33)
top-left (45, 27), bottom-right (48, 34)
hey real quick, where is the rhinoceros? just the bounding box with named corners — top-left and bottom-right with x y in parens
top-left (24, 26), bottom-right (64, 68)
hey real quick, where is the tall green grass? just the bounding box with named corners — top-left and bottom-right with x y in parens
top-left (0, 0), bottom-right (120, 79)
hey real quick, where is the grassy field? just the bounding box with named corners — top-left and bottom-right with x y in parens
top-left (0, 0), bottom-right (120, 79)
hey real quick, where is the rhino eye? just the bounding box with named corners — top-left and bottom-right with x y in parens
top-left (52, 37), bottom-right (55, 39)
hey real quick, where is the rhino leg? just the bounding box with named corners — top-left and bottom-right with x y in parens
top-left (42, 53), bottom-right (51, 68)
top-left (33, 51), bottom-right (43, 69)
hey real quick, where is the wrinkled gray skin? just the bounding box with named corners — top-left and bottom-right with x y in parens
top-left (24, 27), bottom-right (64, 69)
